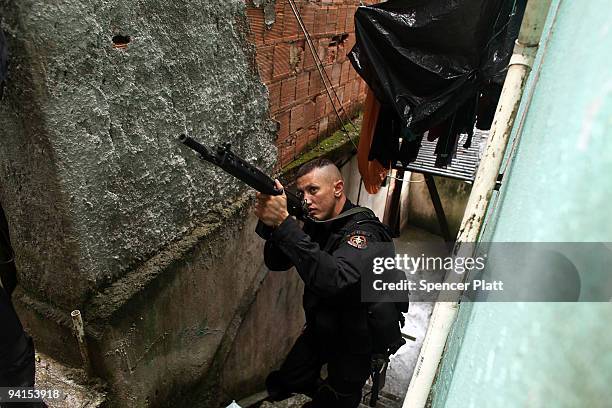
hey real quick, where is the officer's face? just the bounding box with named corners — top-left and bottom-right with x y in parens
top-left (297, 169), bottom-right (343, 220)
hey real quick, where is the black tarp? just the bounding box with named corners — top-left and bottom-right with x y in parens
top-left (349, 0), bottom-right (525, 167)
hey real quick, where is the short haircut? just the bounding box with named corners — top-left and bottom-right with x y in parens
top-left (296, 158), bottom-right (337, 180)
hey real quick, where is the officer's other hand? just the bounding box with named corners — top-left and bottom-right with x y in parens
top-left (254, 179), bottom-right (290, 227)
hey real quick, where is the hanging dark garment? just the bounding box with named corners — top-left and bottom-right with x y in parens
top-left (398, 132), bottom-right (422, 166)
top-left (368, 104), bottom-right (401, 168)
top-left (433, 95), bottom-right (479, 166)
top-left (476, 83), bottom-right (504, 130)
top-left (349, 0), bottom-right (526, 166)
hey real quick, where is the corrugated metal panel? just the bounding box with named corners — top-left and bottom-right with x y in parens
top-left (396, 129), bottom-right (488, 182)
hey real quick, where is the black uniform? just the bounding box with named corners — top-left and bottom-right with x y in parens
top-left (261, 200), bottom-right (404, 408)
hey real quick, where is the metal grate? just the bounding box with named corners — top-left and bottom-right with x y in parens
top-left (395, 129), bottom-right (489, 182)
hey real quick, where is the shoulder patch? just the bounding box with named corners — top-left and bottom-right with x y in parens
top-left (347, 234), bottom-right (368, 249)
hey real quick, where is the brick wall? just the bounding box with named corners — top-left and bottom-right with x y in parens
top-left (246, 0), bottom-right (375, 168)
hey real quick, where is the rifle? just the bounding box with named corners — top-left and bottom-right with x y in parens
top-left (178, 135), bottom-right (311, 236)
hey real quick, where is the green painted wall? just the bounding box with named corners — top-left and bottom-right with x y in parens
top-left (431, 0), bottom-right (612, 407)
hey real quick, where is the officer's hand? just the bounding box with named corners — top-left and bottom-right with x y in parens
top-left (254, 179), bottom-right (290, 227)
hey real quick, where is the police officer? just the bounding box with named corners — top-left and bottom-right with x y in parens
top-left (254, 159), bottom-right (405, 408)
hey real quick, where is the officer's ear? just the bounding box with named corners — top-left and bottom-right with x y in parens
top-left (333, 179), bottom-right (344, 199)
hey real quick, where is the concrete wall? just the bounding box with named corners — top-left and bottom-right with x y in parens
top-left (405, 174), bottom-right (471, 240)
top-left (0, 0), bottom-right (309, 406)
top-left (0, 0), bottom-right (276, 309)
top-left (220, 269), bottom-right (305, 401)
top-left (341, 155), bottom-right (412, 225)
top-left (431, 0), bottom-right (612, 406)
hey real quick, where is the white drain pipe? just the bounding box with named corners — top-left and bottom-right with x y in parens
top-left (402, 1), bottom-right (553, 407)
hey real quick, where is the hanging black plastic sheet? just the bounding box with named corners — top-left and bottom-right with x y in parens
top-left (349, 0), bottom-right (525, 166)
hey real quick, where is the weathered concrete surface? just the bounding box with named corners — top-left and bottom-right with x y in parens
top-left (220, 268), bottom-right (305, 402)
top-left (16, 201), bottom-right (299, 407)
top-left (35, 351), bottom-right (107, 407)
top-left (0, 0), bottom-right (276, 309)
top-left (406, 174), bottom-right (471, 240)
top-left (0, 0), bottom-right (310, 406)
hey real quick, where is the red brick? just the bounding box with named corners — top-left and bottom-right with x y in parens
top-left (283, 3), bottom-right (298, 40)
top-left (325, 98), bottom-right (333, 115)
top-left (340, 60), bottom-right (351, 85)
top-left (351, 79), bottom-right (360, 103)
top-left (276, 110), bottom-right (290, 143)
top-left (296, 128), bottom-right (309, 154)
top-left (314, 8), bottom-right (328, 35)
top-left (303, 44), bottom-right (316, 70)
top-left (326, 7), bottom-right (339, 34)
top-left (290, 104), bottom-right (304, 133)
top-left (335, 85), bottom-right (344, 107)
top-left (268, 81), bottom-right (281, 113)
top-left (332, 63), bottom-right (342, 87)
top-left (280, 77), bottom-right (297, 108)
top-left (300, 3), bottom-right (316, 35)
top-left (316, 94), bottom-right (327, 118)
top-left (346, 6), bottom-right (356, 32)
top-left (303, 99), bottom-right (316, 127)
top-left (346, 7), bottom-right (357, 33)
top-left (273, 44), bottom-right (291, 78)
top-left (346, 33), bottom-right (356, 51)
top-left (352, 78), bottom-right (361, 97)
top-left (324, 65), bottom-right (334, 84)
top-left (256, 46), bottom-right (274, 83)
top-left (349, 63), bottom-right (358, 80)
top-left (309, 71), bottom-right (323, 97)
top-left (338, 7), bottom-right (348, 33)
top-left (295, 72), bottom-right (310, 101)
top-left (247, 6), bottom-right (265, 46)
top-left (304, 49), bottom-right (316, 71)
